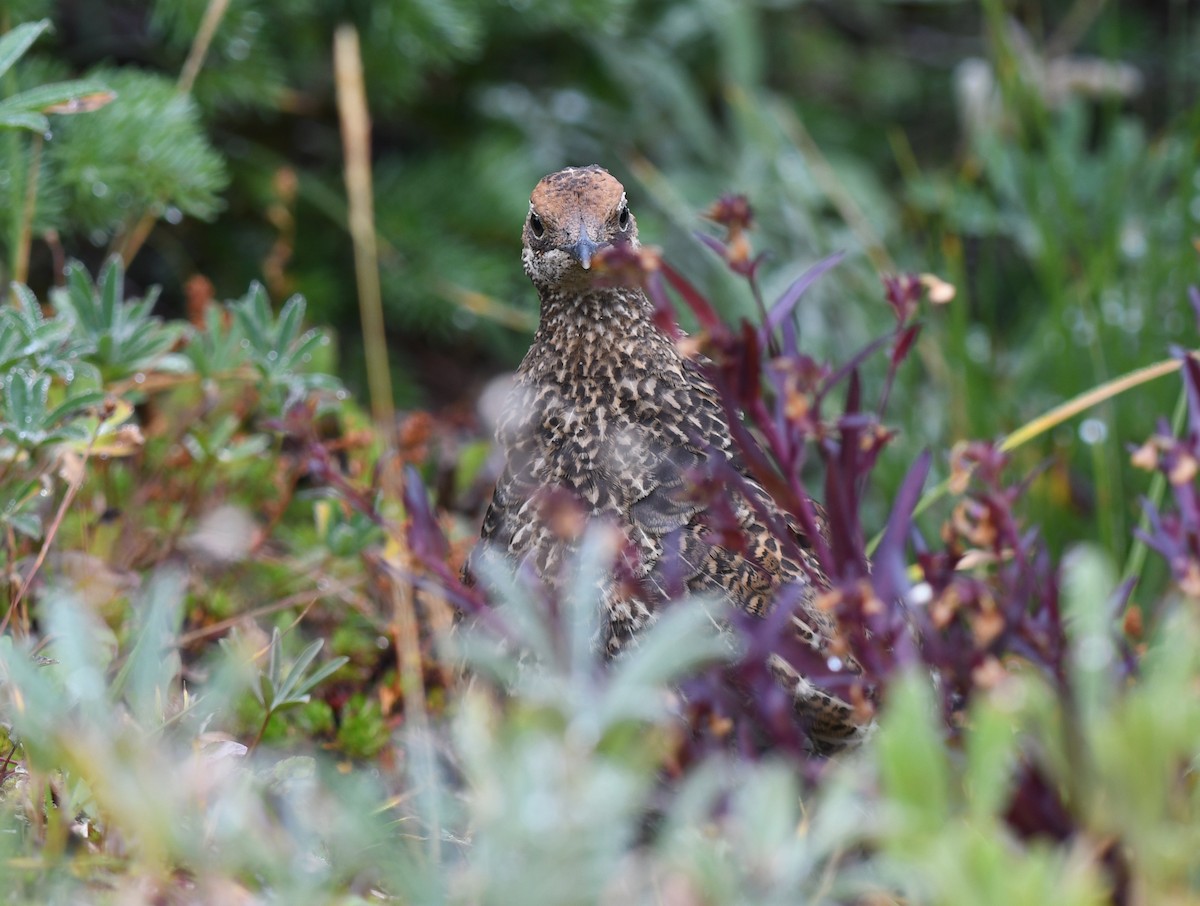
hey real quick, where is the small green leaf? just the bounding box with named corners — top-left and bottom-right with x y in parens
top-left (0, 20), bottom-right (50, 82)
top-left (275, 638), bottom-right (325, 703)
top-left (0, 79), bottom-right (112, 118)
top-left (0, 110), bottom-right (47, 132)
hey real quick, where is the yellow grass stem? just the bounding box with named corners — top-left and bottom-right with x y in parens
top-left (177, 0), bottom-right (231, 95)
top-left (334, 26), bottom-right (394, 429)
top-left (997, 358), bottom-right (1181, 453)
top-left (13, 132), bottom-right (41, 287)
top-left (867, 355), bottom-right (1185, 556)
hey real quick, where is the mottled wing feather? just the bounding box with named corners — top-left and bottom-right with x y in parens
top-left (626, 444), bottom-right (704, 533)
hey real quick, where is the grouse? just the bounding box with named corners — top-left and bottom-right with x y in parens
top-left (473, 164), bottom-right (868, 749)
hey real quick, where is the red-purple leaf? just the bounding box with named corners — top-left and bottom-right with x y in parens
top-left (760, 251), bottom-right (846, 344)
top-left (661, 261), bottom-right (723, 331)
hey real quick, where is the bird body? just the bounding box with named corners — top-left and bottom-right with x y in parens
top-left (475, 165), bottom-right (867, 748)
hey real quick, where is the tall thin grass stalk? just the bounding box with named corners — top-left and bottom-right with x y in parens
top-left (13, 132), bottom-right (40, 285)
top-left (334, 25), bottom-right (394, 430)
top-left (177, 0), bottom-right (231, 95)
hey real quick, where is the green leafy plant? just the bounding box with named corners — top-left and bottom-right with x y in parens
top-left (248, 627), bottom-right (348, 750)
top-left (0, 285), bottom-right (93, 381)
top-left (46, 67), bottom-right (227, 241)
top-left (0, 367), bottom-right (102, 451)
top-left (0, 18), bottom-right (113, 285)
top-left (0, 474), bottom-right (48, 539)
top-left (335, 692), bottom-right (388, 759)
top-left (53, 257), bottom-right (186, 384)
top-left (0, 20), bottom-right (109, 134)
top-left (232, 283), bottom-right (341, 412)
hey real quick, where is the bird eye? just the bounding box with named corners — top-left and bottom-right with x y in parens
top-left (529, 211), bottom-right (545, 238)
top-left (617, 206), bottom-right (631, 231)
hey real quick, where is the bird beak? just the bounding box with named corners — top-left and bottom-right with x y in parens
top-left (568, 235), bottom-right (601, 270)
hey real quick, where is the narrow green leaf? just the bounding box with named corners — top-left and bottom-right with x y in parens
top-left (267, 627), bottom-right (282, 686)
top-left (0, 79), bottom-right (112, 117)
top-left (233, 285), bottom-right (270, 353)
top-left (276, 294), bottom-right (306, 351)
top-left (289, 329), bottom-right (325, 367)
top-left (0, 20), bottom-right (50, 82)
top-left (64, 261), bottom-right (102, 332)
top-left (99, 257), bottom-right (123, 328)
top-left (292, 655), bottom-right (349, 700)
top-left (9, 282), bottom-right (39, 312)
top-left (6, 371), bottom-right (32, 428)
top-left (255, 671), bottom-right (274, 709)
top-left (276, 638), bottom-right (325, 702)
top-left (876, 671), bottom-right (953, 838)
top-left (45, 389), bottom-right (106, 427)
top-left (0, 110), bottom-right (47, 132)
top-left (964, 697), bottom-right (1020, 820)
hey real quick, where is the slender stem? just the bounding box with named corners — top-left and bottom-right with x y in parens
top-left (178, 0), bottom-right (231, 95)
top-left (998, 358), bottom-right (1180, 453)
top-left (1120, 388), bottom-right (1188, 589)
top-left (14, 133), bottom-right (41, 286)
top-left (334, 26), bottom-right (394, 429)
top-left (4, 123), bottom-right (20, 290)
top-left (1, 421), bottom-right (101, 636)
top-left (114, 213), bottom-right (159, 268)
top-left (1047, 0), bottom-right (1109, 56)
top-left (178, 579), bottom-right (360, 647)
top-left (390, 531), bottom-right (442, 867)
top-left (116, 0), bottom-right (231, 266)
top-left (248, 709), bottom-right (273, 753)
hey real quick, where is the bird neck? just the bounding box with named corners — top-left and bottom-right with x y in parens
top-left (524, 285), bottom-right (665, 382)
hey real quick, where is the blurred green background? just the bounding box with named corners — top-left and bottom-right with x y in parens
top-left (2, 0), bottom-right (1198, 567)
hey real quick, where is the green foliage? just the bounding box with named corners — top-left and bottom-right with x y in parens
top-left (231, 283), bottom-right (340, 410)
top-left (6, 526), bottom-right (1199, 901)
top-left (249, 628), bottom-right (348, 735)
top-left (0, 20), bottom-right (108, 134)
top-left (46, 67), bottom-right (227, 235)
top-left (0, 588), bottom-right (391, 903)
top-left (0, 255), bottom-right (338, 560)
top-left (181, 412), bottom-right (271, 465)
top-left (315, 499), bottom-right (383, 558)
top-left (0, 367), bottom-right (102, 450)
top-left (0, 284), bottom-right (91, 380)
top-left (0, 474), bottom-right (47, 538)
top-left (53, 257), bottom-right (186, 383)
top-left (335, 692), bottom-right (388, 759)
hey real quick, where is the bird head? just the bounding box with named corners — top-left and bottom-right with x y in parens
top-left (522, 165), bottom-right (639, 292)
